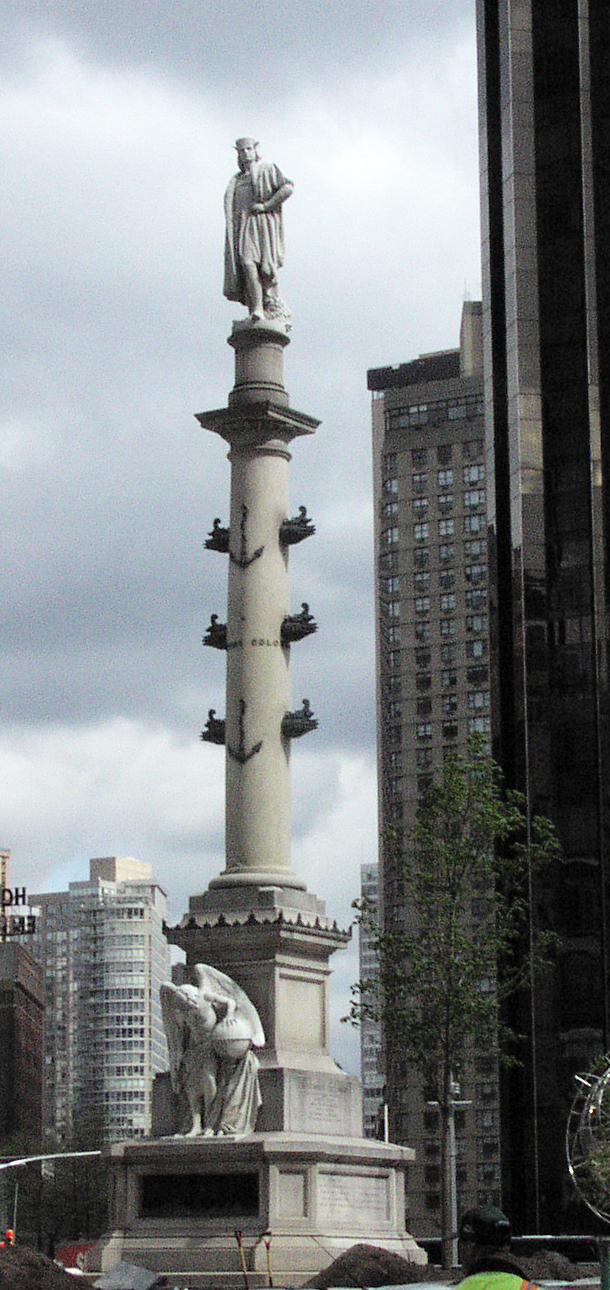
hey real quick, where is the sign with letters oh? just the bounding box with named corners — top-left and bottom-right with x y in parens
top-left (0, 886), bottom-right (36, 939)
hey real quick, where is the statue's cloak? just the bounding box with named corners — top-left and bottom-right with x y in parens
top-left (224, 161), bottom-right (289, 305)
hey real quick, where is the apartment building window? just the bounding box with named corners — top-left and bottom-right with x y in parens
top-left (467, 665), bottom-right (489, 684)
top-left (477, 1137), bottom-right (500, 1158)
top-left (415, 647), bottom-right (431, 667)
top-left (442, 669), bottom-right (457, 688)
top-left (464, 514), bottom-right (485, 534)
top-left (465, 538), bottom-right (486, 559)
top-left (469, 715), bottom-right (491, 734)
top-left (438, 492), bottom-right (454, 511)
top-left (380, 550), bottom-right (399, 571)
top-left (440, 593), bottom-right (456, 612)
top-left (384, 500), bottom-right (399, 519)
top-left (384, 526), bottom-right (399, 545)
top-left (467, 639), bottom-right (488, 659)
top-left (449, 396), bottom-right (484, 420)
top-left (412, 448), bottom-right (428, 467)
top-left (417, 696), bottom-right (432, 716)
top-left (476, 1082), bottom-right (498, 1102)
top-left (437, 443), bottom-right (452, 464)
top-left (468, 691), bottom-right (490, 710)
top-left (412, 473), bottom-right (428, 493)
top-left (384, 451), bottom-right (397, 473)
top-left (388, 650), bottom-right (401, 670)
top-left (478, 1163), bottom-right (501, 1184)
top-left (402, 402), bottom-right (429, 426)
top-left (382, 576), bottom-right (401, 595)
top-left (440, 618), bottom-right (456, 636)
top-left (417, 723), bottom-right (432, 741)
top-left (414, 546), bottom-right (429, 567)
top-left (463, 438), bottom-right (484, 460)
top-left (443, 695), bottom-right (458, 715)
top-left (467, 614), bottom-right (488, 634)
top-left (415, 597), bottom-right (430, 616)
top-left (438, 469), bottom-right (453, 488)
top-left (440, 570), bottom-right (455, 590)
top-left (416, 673), bottom-right (431, 690)
top-left (386, 625), bottom-right (400, 645)
top-left (439, 519), bottom-right (454, 537)
top-left (389, 700), bottom-right (402, 719)
top-left (388, 599), bottom-right (401, 618)
top-left (415, 621), bottom-right (431, 641)
top-left (466, 588), bottom-right (488, 609)
top-left (417, 748), bottom-right (433, 769)
top-left (464, 489), bottom-right (486, 508)
top-left (441, 643), bottom-right (457, 663)
top-left (414, 522), bottom-right (429, 541)
top-left (443, 721), bottom-right (458, 740)
top-left (414, 571), bottom-right (430, 593)
top-left (439, 543), bottom-right (455, 562)
top-left (464, 463), bottom-right (486, 484)
top-left (389, 751), bottom-right (403, 770)
top-left (413, 497), bottom-right (429, 518)
top-left (465, 564), bottom-right (487, 584)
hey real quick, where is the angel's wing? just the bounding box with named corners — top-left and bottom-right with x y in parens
top-left (160, 982), bottom-right (201, 1092)
top-left (192, 963), bottom-right (265, 1048)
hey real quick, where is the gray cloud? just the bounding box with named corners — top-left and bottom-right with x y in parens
top-left (0, 1), bottom-right (473, 93)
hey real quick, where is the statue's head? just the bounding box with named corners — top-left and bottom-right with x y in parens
top-left (235, 137), bottom-right (259, 169)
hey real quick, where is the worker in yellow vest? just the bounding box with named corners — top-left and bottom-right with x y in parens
top-left (457, 1206), bottom-right (537, 1290)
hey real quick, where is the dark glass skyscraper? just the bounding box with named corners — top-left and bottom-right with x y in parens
top-left (477, 0), bottom-right (610, 1232)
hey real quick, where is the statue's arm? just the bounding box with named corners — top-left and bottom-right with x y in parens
top-left (252, 180), bottom-right (294, 215)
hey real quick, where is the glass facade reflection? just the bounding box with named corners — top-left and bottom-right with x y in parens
top-left (477, 0), bottom-right (610, 1233)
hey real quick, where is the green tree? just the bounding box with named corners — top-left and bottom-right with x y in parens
top-left (348, 736), bottom-right (560, 1267)
top-left (0, 1116), bottom-right (108, 1256)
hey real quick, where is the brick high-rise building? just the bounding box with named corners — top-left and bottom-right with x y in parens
top-left (368, 303), bottom-right (501, 1236)
top-left (0, 942), bottom-right (43, 1142)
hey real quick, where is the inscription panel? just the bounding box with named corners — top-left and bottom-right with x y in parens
top-left (317, 1170), bottom-right (391, 1226)
top-left (286, 1072), bottom-right (358, 1135)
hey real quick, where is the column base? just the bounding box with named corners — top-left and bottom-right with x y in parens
top-left (86, 1133), bottom-right (425, 1287)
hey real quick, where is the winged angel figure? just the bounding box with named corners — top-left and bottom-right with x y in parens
top-left (160, 964), bottom-right (265, 1137)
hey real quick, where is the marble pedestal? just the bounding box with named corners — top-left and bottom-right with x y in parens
top-left (87, 1133), bottom-right (423, 1287)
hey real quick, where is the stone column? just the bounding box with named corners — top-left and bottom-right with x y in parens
top-left (222, 433), bottom-right (296, 887)
top-left (197, 322), bottom-right (318, 894)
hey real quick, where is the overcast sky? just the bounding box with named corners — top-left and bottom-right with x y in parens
top-left (0, 0), bottom-right (481, 1073)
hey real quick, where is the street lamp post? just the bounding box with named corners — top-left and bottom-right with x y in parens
top-left (428, 1075), bottom-right (472, 1267)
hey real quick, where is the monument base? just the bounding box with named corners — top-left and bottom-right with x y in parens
top-left (87, 1133), bottom-right (425, 1287)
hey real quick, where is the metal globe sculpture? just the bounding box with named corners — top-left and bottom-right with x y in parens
top-left (566, 1057), bottom-right (610, 1224)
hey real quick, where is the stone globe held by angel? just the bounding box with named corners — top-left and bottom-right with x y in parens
top-left (161, 964), bottom-right (265, 1138)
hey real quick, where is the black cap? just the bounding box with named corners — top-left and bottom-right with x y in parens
top-left (458, 1206), bottom-right (511, 1247)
